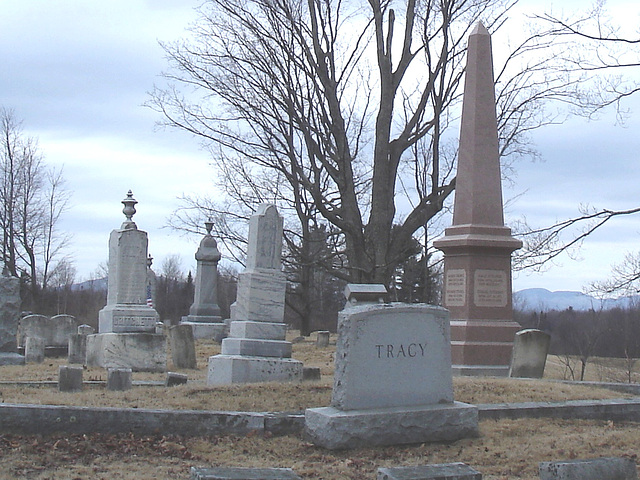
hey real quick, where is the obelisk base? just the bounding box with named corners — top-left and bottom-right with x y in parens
top-left (180, 315), bottom-right (226, 341)
top-left (450, 320), bottom-right (521, 377)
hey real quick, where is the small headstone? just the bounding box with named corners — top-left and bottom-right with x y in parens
top-left (169, 324), bottom-right (197, 369)
top-left (25, 337), bottom-right (45, 363)
top-left (315, 331), bottom-right (330, 348)
top-left (58, 365), bottom-right (83, 392)
top-left (107, 368), bottom-right (132, 391)
top-left (78, 324), bottom-right (95, 335)
top-left (344, 284), bottom-right (387, 306)
top-left (539, 457), bottom-right (638, 480)
top-left (378, 463), bottom-right (483, 480)
top-left (67, 334), bottom-right (87, 364)
top-left (166, 371), bottom-right (188, 387)
top-left (509, 329), bottom-right (551, 378)
top-left (18, 314), bottom-right (78, 354)
top-left (302, 367), bottom-right (321, 381)
top-left (190, 467), bottom-right (302, 480)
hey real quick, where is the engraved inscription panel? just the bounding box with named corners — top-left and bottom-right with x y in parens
top-left (445, 269), bottom-right (466, 307)
top-left (113, 316), bottom-right (156, 328)
top-left (474, 269), bottom-right (507, 307)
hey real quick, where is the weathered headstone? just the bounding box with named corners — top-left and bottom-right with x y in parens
top-left (433, 23), bottom-right (522, 377)
top-left (0, 270), bottom-right (23, 365)
top-left (378, 463), bottom-right (483, 480)
top-left (169, 324), bottom-right (197, 369)
top-left (305, 294), bottom-right (478, 449)
top-left (86, 191), bottom-right (166, 372)
top-left (166, 371), bottom-right (188, 387)
top-left (509, 329), bottom-right (551, 378)
top-left (18, 314), bottom-right (78, 355)
top-left (58, 365), bottom-right (83, 392)
top-left (107, 368), bottom-right (132, 391)
top-left (78, 324), bottom-right (95, 335)
top-left (315, 331), bottom-right (330, 348)
top-left (181, 220), bottom-right (226, 339)
top-left (539, 457), bottom-right (638, 480)
top-left (190, 467), bottom-right (302, 480)
top-left (67, 334), bottom-right (87, 364)
top-left (25, 336), bottom-right (45, 363)
top-left (208, 205), bottom-right (303, 384)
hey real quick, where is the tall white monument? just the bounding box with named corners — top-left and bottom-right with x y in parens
top-left (207, 204), bottom-right (303, 384)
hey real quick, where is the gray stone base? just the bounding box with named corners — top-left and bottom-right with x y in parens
top-left (180, 320), bottom-right (227, 341)
top-left (86, 333), bottom-right (166, 372)
top-left (207, 354), bottom-right (303, 385)
top-left (452, 365), bottom-right (509, 377)
top-left (539, 457), bottom-right (638, 480)
top-left (221, 338), bottom-right (292, 357)
top-left (229, 320), bottom-right (286, 340)
top-left (0, 352), bottom-right (24, 365)
top-left (304, 402), bottom-right (478, 450)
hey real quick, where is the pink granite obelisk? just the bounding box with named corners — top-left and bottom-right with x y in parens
top-left (433, 22), bottom-right (522, 376)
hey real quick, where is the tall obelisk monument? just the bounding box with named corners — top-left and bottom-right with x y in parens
top-left (434, 23), bottom-right (522, 376)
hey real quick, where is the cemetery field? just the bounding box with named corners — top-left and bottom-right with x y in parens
top-left (1, 333), bottom-right (640, 478)
top-left (0, 335), bottom-right (636, 409)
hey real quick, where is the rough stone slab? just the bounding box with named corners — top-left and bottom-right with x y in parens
top-left (229, 321), bottom-right (286, 341)
top-left (221, 338), bottom-right (292, 358)
top-left (378, 463), bottom-right (482, 480)
top-left (539, 457), bottom-right (638, 480)
top-left (208, 355), bottom-right (303, 385)
top-left (332, 303), bottom-right (453, 410)
top-left (58, 365), bottom-right (83, 392)
top-left (0, 352), bottom-right (24, 365)
top-left (305, 402), bottom-right (478, 450)
top-left (190, 467), bottom-right (301, 479)
top-left (86, 333), bottom-right (166, 372)
top-left (452, 365), bottom-right (509, 377)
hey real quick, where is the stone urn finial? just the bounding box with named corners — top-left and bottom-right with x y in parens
top-left (121, 190), bottom-right (138, 229)
top-left (204, 218), bottom-right (214, 236)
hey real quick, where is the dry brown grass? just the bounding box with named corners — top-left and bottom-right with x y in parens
top-left (1, 332), bottom-right (640, 478)
top-left (0, 334), bottom-right (634, 410)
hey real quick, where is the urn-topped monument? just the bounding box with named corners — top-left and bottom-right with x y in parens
top-left (433, 23), bottom-right (522, 376)
top-left (86, 191), bottom-right (166, 372)
top-left (180, 219), bottom-right (225, 339)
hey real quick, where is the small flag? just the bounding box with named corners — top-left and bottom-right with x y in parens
top-left (146, 284), bottom-right (153, 308)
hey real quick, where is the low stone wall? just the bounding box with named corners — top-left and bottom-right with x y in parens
top-left (2, 397), bottom-right (640, 438)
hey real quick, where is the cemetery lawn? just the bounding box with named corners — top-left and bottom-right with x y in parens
top-left (1, 333), bottom-right (639, 478)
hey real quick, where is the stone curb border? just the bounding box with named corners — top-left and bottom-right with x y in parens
top-left (1, 397), bottom-right (640, 437)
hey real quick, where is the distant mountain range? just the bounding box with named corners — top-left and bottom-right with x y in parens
top-left (514, 288), bottom-right (640, 312)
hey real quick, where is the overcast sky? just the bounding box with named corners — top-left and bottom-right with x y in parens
top-left (1, 1), bottom-right (638, 293)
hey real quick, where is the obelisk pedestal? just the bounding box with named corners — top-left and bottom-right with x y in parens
top-left (433, 23), bottom-right (522, 377)
top-left (181, 219), bottom-right (226, 340)
top-left (207, 205), bottom-right (302, 384)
